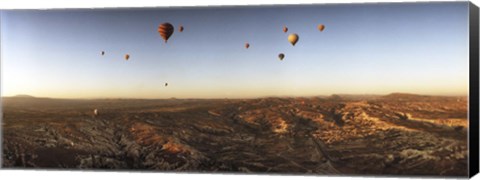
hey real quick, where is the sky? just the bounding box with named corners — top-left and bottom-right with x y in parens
top-left (0, 2), bottom-right (470, 99)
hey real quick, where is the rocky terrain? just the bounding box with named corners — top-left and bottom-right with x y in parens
top-left (1, 93), bottom-right (468, 176)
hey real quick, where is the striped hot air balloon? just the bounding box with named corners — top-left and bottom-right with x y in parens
top-left (158, 23), bottom-right (174, 43)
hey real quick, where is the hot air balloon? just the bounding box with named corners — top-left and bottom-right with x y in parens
top-left (318, 24), bottom-right (325, 31)
top-left (288, 33), bottom-right (299, 46)
top-left (158, 23), bottom-right (174, 43)
top-left (179, 25), bottom-right (184, 32)
top-left (278, 53), bottom-right (285, 61)
top-left (283, 26), bottom-right (288, 33)
top-left (245, 43), bottom-right (250, 49)
top-left (125, 54), bottom-right (130, 60)
top-left (101, 51), bottom-right (105, 56)
top-left (165, 82), bottom-right (168, 87)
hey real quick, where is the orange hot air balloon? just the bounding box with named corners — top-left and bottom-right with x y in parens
top-left (283, 26), bottom-right (288, 33)
top-left (245, 43), bottom-right (250, 49)
top-left (318, 24), bottom-right (325, 31)
top-left (278, 53), bottom-right (285, 61)
top-left (158, 23), bottom-right (174, 43)
top-left (179, 25), bottom-right (184, 32)
top-left (288, 33), bottom-right (299, 46)
top-left (125, 54), bottom-right (130, 60)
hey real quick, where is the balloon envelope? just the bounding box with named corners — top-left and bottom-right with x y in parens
top-left (278, 53), bottom-right (285, 60)
top-left (318, 24), bottom-right (325, 31)
top-left (125, 54), bottom-right (130, 60)
top-left (179, 25), bottom-right (184, 32)
top-left (283, 26), bottom-right (288, 33)
top-left (288, 34), bottom-right (299, 46)
top-left (158, 23), bottom-right (174, 43)
top-left (101, 51), bottom-right (105, 56)
top-left (245, 43), bottom-right (250, 49)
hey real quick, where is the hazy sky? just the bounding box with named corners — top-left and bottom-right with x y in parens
top-left (1, 2), bottom-right (469, 99)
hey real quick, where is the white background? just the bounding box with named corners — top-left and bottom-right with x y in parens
top-left (0, 0), bottom-right (479, 179)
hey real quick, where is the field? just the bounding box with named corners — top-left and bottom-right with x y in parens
top-left (1, 93), bottom-right (468, 176)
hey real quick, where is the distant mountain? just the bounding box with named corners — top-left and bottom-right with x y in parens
top-left (329, 94), bottom-right (381, 101)
top-left (380, 93), bottom-right (445, 102)
top-left (383, 93), bottom-right (427, 99)
top-left (11, 94), bottom-right (36, 98)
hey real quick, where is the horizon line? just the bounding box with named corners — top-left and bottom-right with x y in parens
top-left (1, 92), bottom-right (469, 100)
